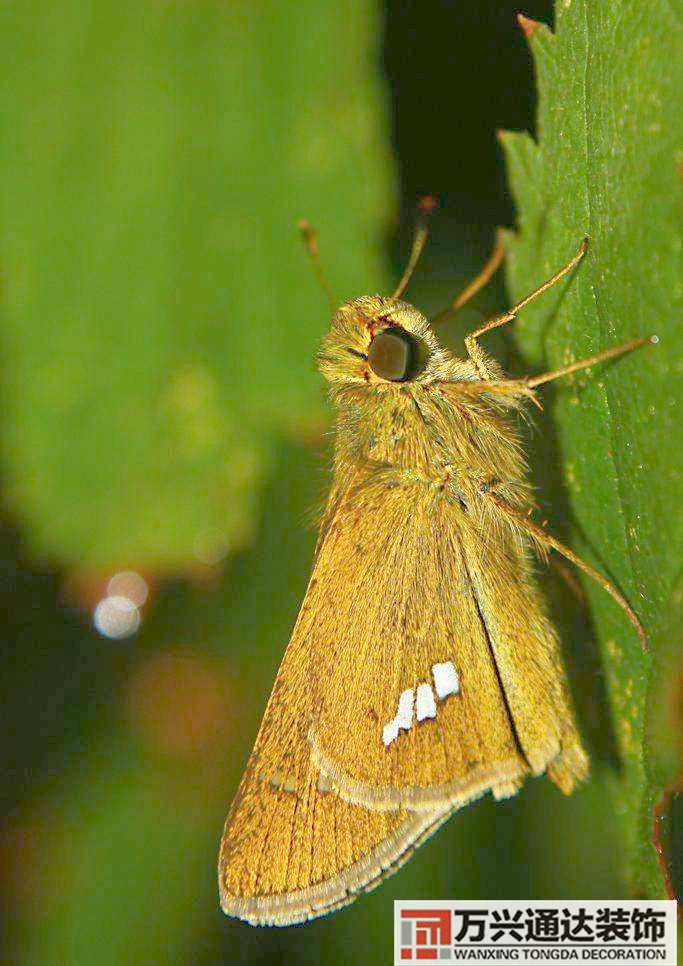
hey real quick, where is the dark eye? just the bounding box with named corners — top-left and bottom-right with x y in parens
top-left (368, 328), bottom-right (421, 382)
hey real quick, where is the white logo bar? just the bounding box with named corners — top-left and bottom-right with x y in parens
top-left (394, 900), bottom-right (677, 965)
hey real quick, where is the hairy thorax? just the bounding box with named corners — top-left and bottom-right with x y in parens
top-left (319, 296), bottom-right (534, 516)
top-left (332, 378), bottom-right (532, 512)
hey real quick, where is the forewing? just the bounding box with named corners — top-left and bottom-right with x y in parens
top-left (306, 470), bottom-right (532, 810)
top-left (218, 575), bottom-right (452, 926)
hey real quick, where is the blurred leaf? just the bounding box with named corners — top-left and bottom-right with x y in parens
top-left (501, 0), bottom-right (683, 898)
top-left (0, 0), bottom-right (394, 571)
top-left (5, 440), bottom-right (320, 965)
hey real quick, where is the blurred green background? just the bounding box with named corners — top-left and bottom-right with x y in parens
top-left (1, 2), bottom-right (680, 964)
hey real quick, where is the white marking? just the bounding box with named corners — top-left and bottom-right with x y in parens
top-left (416, 682), bottom-right (437, 721)
top-left (382, 688), bottom-right (415, 746)
top-left (268, 768), bottom-right (283, 789)
top-left (317, 772), bottom-right (332, 793)
top-left (396, 688), bottom-right (414, 729)
top-left (381, 663), bottom-right (461, 748)
top-left (432, 661), bottom-right (459, 699)
top-left (382, 719), bottom-right (399, 746)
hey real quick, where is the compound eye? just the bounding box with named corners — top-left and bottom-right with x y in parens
top-left (367, 328), bottom-right (417, 382)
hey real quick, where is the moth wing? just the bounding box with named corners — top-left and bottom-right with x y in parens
top-left (306, 468), bottom-right (583, 809)
top-left (460, 533), bottom-right (588, 793)
top-left (304, 471), bottom-right (527, 809)
top-left (218, 579), bottom-right (452, 926)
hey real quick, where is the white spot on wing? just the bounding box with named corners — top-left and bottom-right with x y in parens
top-left (396, 688), bottom-right (414, 730)
top-left (382, 719), bottom-right (399, 746)
top-left (282, 773), bottom-right (297, 793)
top-left (317, 772), bottom-right (332, 793)
top-left (416, 682), bottom-right (437, 721)
top-left (382, 688), bottom-right (415, 746)
top-left (382, 662), bottom-right (461, 748)
top-left (432, 661), bottom-right (459, 699)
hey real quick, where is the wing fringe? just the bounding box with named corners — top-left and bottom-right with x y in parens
top-left (218, 803), bottom-right (452, 926)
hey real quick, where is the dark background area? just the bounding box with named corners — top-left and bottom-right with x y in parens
top-left (386, 0), bottom-right (552, 222)
top-left (385, 0), bottom-right (553, 361)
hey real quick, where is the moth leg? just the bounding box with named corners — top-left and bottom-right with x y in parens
top-left (550, 557), bottom-right (587, 608)
top-left (431, 227), bottom-right (506, 328)
top-left (525, 335), bottom-right (656, 389)
top-left (463, 238), bottom-right (588, 379)
top-left (449, 333), bottom-right (655, 406)
top-left (448, 378), bottom-right (542, 409)
top-left (483, 490), bottom-right (647, 650)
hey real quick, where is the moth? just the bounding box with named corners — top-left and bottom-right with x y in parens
top-left (218, 205), bottom-right (650, 927)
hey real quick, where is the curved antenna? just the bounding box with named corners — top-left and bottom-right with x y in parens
top-left (431, 227), bottom-right (506, 326)
top-left (391, 196), bottom-right (438, 300)
top-left (298, 220), bottom-right (335, 314)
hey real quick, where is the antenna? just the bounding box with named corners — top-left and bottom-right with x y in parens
top-left (391, 196), bottom-right (438, 300)
top-left (298, 220), bottom-right (335, 314)
top-left (431, 227), bottom-right (506, 326)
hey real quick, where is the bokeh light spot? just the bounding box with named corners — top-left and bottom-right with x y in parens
top-left (106, 570), bottom-right (149, 607)
top-left (192, 528), bottom-right (230, 566)
top-left (93, 595), bottom-right (141, 639)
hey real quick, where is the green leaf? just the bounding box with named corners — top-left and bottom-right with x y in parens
top-left (0, 0), bottom-right (394, 572)
top-left (500, 0), bottom-right (683, 898)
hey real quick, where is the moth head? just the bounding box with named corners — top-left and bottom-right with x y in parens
top-left (317, 296), bottom-right (443, 388)
top-left (305, 200), bottom-right (451, 389)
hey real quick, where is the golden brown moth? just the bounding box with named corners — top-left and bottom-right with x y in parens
top-left (218, 209), bottom-right (651, 926)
